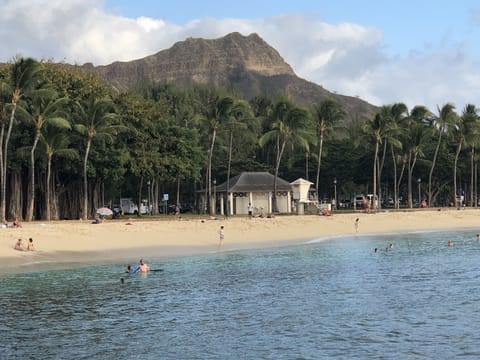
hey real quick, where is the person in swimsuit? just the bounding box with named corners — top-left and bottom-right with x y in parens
top-left (14, 239), bottom-right (25, 251)
top-left (218, 226), bottom-right (225, 250)
top-left (27, 238), bottom-right (35, 251)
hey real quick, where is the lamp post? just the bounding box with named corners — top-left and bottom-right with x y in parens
top-left (333, 178), bottom-right (337, 211)
top-left (417, 178), bottom-right (421, 206)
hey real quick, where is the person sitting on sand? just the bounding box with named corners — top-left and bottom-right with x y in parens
top-left (13, 218), bottom-right (21, 228)
top-left (14, 238), bottom-right (25, 251)
top-left (27, 238), bottom-right (35, 251)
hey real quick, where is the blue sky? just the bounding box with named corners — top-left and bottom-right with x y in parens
top-left (105, 0), bottom-right (480, 56)
top-left (2, 0), bottom-right (480, 111)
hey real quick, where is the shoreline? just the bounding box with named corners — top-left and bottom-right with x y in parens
top-left (2, 209), bottom-right (480, 276)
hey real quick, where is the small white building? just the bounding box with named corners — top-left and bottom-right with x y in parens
top-left (210, 172), bottom-right (293, 215)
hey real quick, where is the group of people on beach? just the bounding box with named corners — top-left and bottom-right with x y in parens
top-left (14, 238), bottom-right (35, 251)
top-left (4, 218), bottom-right (22, 229)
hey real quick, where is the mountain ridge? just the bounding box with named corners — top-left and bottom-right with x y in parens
top-left (87, 32), bottom-right (377, 116)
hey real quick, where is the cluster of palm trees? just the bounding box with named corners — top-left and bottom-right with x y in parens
top-left (363, 102), bottom-right (479, 210)
top-left (1, 56), bottom-right (479, 221)
top-left (0, 58), bottom-right (120, 221)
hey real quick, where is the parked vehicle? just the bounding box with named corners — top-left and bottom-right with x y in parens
top-left (354, 195), bottom-right (365, 208)
top-left (120, 198), bottom-right (149, 215)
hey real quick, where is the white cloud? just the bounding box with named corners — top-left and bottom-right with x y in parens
top-left (1, 0), bottom-right (479, 113)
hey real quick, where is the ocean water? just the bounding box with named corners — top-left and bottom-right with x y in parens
top-left (2, 230), bottom-right (480, 359)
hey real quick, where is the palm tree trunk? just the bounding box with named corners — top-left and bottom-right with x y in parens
top-left (397, 155), bottom-right (407, 209)
top-left (315, 131), bottom-right (324, 202)
top-left (46, 155), bottom-right (52, 221)
top-left (83, 138), bottom-right (92, 220)
top-left (207, 129), bottom-right (217, 215)
top-left (373, 141), bottom-right (379, 212)
top-left (470, 147), bottom-right (475, 207)
top-left (428, 131), bottom-right (443, 206)
top-left (377, 140), bottom-right (388, 210)
top-left (26, 130), bottom-right (41, 221)
top-left (273, 140), bottom-right (287, 213)
top-left (391, 145), bottom-right (398, 209)
top-left (226, 130), bottom-right (233, 215)
top-left (453, 139), bottom-right (463, 207)
top-left (176, 177), bottom-right (180, 209)
top-left (0, 115), bottom-right (5, 220)
top-left (2, 102), bottom-right (17, 221)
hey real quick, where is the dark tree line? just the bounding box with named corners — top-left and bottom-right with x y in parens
top-left (0, 57), bottom-right (478, 221)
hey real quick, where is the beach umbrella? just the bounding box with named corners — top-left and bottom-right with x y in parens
top-left (96, 207), bottom-right (113, 216)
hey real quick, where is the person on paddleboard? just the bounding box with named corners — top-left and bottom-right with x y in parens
top-left (136, 259), bottom-right (150, 273)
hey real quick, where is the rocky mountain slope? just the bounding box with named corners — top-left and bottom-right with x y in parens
top-left (87, 32), bottom-right (377, 116)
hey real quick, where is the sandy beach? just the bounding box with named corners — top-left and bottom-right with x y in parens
top-left (2, 208), bottom-right (479, 275)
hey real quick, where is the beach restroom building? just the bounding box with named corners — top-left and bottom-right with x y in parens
top-left (208, 172), bottom-right (293, 215)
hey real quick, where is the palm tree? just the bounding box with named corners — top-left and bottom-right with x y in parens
top-left (428, 103), bottom-right (457, 206)
top-left (387, 103), bottom-right (408, 208)
top-left (362, 111), bottom-right (394, 212)
top-left (0, 57), bottom-right (40, 221)
top-left (203, 96), bottom-right (234, 215)
top-left (259, 100), bottom-right (314, 212)
top-left (74, 95), bottom-right (119, 220)
top-left (312, 98), bottom-right (345, 202)
top-left (451, 105), bottom-right (475, 207)
top-left (41, 125), bottom-right (77, 220)
top-left (406, 123), bottom-right (430, 208)
top-left (225, 99), bottom-right (253, 215)
top-left (461, 104), bottom-right (479, 206)
top-left (19, 89), bottom-right (70, 221)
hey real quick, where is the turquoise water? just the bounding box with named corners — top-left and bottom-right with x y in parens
top-left (2, 230), bottom-right (480, 359)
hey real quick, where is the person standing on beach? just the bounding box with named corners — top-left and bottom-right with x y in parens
top-left (218, 226), bottom-right (225, 250)
top-left (248, 203), bottom-right (253, 219)
top-left (354, 218), bottom-right (359, 233)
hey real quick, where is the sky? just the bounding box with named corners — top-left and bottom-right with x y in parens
top-left (2, 0), bottom-right (480, 111)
